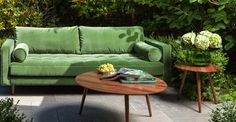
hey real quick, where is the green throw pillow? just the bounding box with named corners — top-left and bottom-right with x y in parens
top-left (16, 26), bottom-right (80, 54)
top-left (79, 26), bottom-right (144, 54)
top-left (134, 41), bottom-right (162, 62)
top-left (12, 43), bottom-right (29, 62)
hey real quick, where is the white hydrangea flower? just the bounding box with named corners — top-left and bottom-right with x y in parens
top-left (199, 30), bottom-right (213, 37)
top-left (182, 32), bottom-right (196, 45)
top-left (209, 33), bottom-right (222, 48)
top-left (195, 34), bottom-right (210, 50)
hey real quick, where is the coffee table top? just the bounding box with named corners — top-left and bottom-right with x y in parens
top-left (75, 72), bottom-right (168, 95)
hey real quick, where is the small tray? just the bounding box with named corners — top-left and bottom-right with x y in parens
top-left (120, 79), bottom-right (156, 84)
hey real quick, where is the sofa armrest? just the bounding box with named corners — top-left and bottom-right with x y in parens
top-left (144, 37), bottom-right (172, 82)
top-left (1, 39), bottom-right (15, 85)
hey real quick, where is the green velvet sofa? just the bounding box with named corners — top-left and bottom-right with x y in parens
top-left (0, 26), bottom-right (171, 94)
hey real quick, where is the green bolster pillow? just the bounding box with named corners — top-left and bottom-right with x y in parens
top-left (134, 41), bottom-right (162, 61)
top-left (12, 43), bottom-right (29, 62)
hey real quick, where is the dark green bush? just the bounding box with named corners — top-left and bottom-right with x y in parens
top-left (0, 0), bottom-right (43, 29)
top-left (0, 0), bottom-right (44, 40)
top-left (1, 0), bottom-right (236, 49)
top-left (0, 98), bottom-right (32, 122)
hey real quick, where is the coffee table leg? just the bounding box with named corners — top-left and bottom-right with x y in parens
top-left (196, 72), bottom-right (202, 113)
top-left (145, 94), bottom-right (152, 117)
top-left (125, 95), bottom-right (129, 122)
top-left (178, 70), bottom-right (187, 98)
top-left (79, 88), bottom-right (88, 115)
top-left (207, 73), bottom-right (217, 104)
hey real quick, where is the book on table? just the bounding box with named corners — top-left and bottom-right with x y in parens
top-left (100, 68), bottom-right (156, 84)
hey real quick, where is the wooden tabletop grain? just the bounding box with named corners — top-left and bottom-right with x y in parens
top-left (175, 64), bottom-right (221, 73)
top-left (75, 72), bottom-right (168, 95)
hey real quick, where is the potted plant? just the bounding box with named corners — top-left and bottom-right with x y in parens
top-left (179, 30), bottom-right (222, 66)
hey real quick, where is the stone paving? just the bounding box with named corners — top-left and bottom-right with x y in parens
top-left (0, 86), bottom-right (216, 122)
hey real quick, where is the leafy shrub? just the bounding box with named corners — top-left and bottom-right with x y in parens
top-left (71, 0), bottom-right (136, 26)
top-left (220, 88), bottom-right (236, 102)
top-left (219, 74), bottom-right (236, 102)
top-left (0, 0), bottom-right (44, 42)
top-left (209, 101), bottom-right (236, 122)
top-left (0, 0), bottom-right (43, 30)
top-left (0, 98), bottom-right (32, 122)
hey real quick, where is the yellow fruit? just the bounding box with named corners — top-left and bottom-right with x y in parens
top-left (98, 63), bottom-right (115, 72)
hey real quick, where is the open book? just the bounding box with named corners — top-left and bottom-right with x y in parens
top-left (100, 68), bottom-right (156, 84)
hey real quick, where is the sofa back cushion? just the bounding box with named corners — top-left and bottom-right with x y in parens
top-left (16, 26), bottom-right (80, 54)
top-left (79, 26), bottom-right (144, 54)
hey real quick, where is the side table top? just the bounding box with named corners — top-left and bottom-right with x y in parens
top-left (75, 72), bottom-right (168, 95)
top-left (175, 64), bottom-right (221, 73)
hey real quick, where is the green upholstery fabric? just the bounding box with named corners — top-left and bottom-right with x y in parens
top-left (1, 39), bottom-right (15, 86)
top-left (16, 26), bottom-right (80, 54)
top-left (10, 54), bottom-right (164, 76)
top-left (145, 37), bottom-right (172, 82)
top-left (12, 43), bottom-right (29, 62)
top-left (79, 26), bottom-right (144, 54)
top-left (11, 77), bottom-right (76, 86)
top-left (1, 26), bottom-right (172, 87)
top-left (134, 41), bottom-right (162, 62)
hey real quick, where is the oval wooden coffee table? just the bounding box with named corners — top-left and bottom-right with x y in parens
top-left (75, 71), bottom-right (168, 122)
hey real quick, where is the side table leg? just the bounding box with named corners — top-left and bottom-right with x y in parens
top-left (178, 71), bottom-right (187, 98)
top-left (79, 88), bottom-right (88, 115)
top-left (196, 72), bottom-right (202, 113)
top-left (145, 94), bottom-right (152, 117)
top-left (125, 95), bottom-right (129, 122)
top-left (207, 73), bottom-right (217, 104)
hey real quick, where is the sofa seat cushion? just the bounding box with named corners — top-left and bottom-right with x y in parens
top-left (10, 54), bottom-right (164, 76)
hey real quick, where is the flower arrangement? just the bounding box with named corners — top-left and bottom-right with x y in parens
top-left (178, 30), bottom-right (223, 66)
top-left (181, 30), bottom-right (222, 50)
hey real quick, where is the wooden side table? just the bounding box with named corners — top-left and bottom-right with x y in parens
top-left (175, 64), bottom-right (221, 113)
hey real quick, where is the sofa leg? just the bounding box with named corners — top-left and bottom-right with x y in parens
top-left (11, 85), bottom-right (15, 95)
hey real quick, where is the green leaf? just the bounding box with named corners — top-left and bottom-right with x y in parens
top-left (215, 23), bottom-right (226, 30)
top-left (218, 5), bottom-right (225, 11)
top-left (219, 0), bottom-right (231, 5)
top-left (189, 0), bottom-right (197, 3)
top-left (223, 18), bottom-right (229, 24)
top-left (207, 8), bottom-right (216, 13)
top-left (174, 10), bottom-right (183, 15)
top-left (203, 24), bottom-right (213, 30)
top-left (212, 11), bottom-right (227, 22)
top-left (192, 13), bottom-right (202, 20)
top-left (197, 0), bottom-right (204, 4)
top-left (224, 35), bottom-right (235, 50)
top-left (224, 41), bottom-right (234, 51)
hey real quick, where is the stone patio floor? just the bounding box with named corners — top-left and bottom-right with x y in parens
top-left (0, 86), bottom-right (217, 122)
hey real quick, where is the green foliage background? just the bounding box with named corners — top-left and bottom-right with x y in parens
top-left (1, 0), bottom-right (236, 49)
top-left (0, 0), bottom-right (235, 101)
